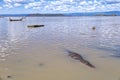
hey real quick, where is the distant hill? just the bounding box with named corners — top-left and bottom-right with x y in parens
top-left (0, 11), bottom-right (120, 17)
top-left (0, 14), bottom-right (28, 17)
top-left (28, 13), bottom-right (64, 16)
top-left (64, 11), bottom-right (120, 16)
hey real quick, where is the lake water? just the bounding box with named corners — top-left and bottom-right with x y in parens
top-left (0, 16), bottom-right (120, 80)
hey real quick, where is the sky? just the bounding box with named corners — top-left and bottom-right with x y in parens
top-left (0, 0), bottom-right (120, 14)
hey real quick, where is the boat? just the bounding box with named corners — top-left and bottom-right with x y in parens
top-left (9, 17), bottom-right (25, 21)
top-left (27, 25), bottom-right (44, 28)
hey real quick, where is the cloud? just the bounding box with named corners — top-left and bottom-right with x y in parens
top-left (27, 0), bottom-right (120, 12)
top-left (25, 2), bottom-right (42, 9)
top-left (79, 1), bottom-right (88, 5)
top-left (103, 0), bottom-right (120, 4)
top-left (105, 0), bottom-right (120, 2)
top-left (1, 0), bottom-right (120, 13)
top-left (3, 0), bottom-right (34, 8)
top-left (0, 6), bottom-right (2, 9)
top-left (4, 0), bottom-right (34, 4)
top-left (105, 3), bottom-right (120, 10)
top-left (14, 3), bottom-right (21, 7)
top-left (4, 3), bottom-right (13, 8)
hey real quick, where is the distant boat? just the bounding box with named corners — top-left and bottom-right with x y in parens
top-left (27, 24), bottom-right (45, 28)
top-left (9, 17), bottom-right (25, 21)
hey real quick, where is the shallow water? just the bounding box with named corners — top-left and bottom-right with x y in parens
top-left (0, 16), bottom-right (120, 80)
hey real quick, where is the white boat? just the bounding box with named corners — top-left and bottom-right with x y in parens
top-left (9, 17), bottom-right (25, 21)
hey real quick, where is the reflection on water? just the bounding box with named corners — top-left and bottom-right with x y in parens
top-left (0, 16), bottom-right (120, 80)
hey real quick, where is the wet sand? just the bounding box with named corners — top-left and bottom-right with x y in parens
top-left (0, 43), bottom-right (120, 80)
